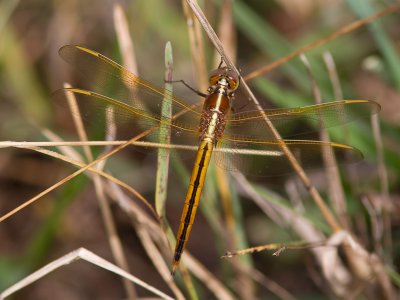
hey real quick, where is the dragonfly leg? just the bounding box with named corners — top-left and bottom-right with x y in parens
top-left (166, 79), bottom-right (208, 98)
top-left (217, 57), bottom-right (224, 69)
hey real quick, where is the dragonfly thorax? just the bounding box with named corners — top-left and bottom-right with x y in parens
top-left (200, 83), bottom-right (232, 140)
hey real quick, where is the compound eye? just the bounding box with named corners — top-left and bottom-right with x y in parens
top-left (209, 67), bottom-right (239, 90)
top-left (209, 72), bottom-right (222, 86)
top-left (224, 68), bottom-right (239, 91)
top-left (227, 77), bottom-right (239, 91)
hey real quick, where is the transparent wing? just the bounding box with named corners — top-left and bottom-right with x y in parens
top-left (56, 44), bottom-right (205, 147)
top-left (214, 138), bottom-right (363, 177)
top-left (54, 90), bottom-right (362, 177)
top-left (225, 100), bottom-right (380, 139)
top-left (217, 99), bottom-right (377, 176)
top-left (59, 45), bottom-right (203, 118)
top-left (56, 45), bottom-right (374, 177)
top-left (54, 88), bottom-right (200, 147)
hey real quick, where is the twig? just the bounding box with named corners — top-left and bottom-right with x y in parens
top-left (0, 248), bottom-right (173, 300)
top-left (185, 0), bottom-right (236, 71)
top-left (371, 113), bottom-right (392, 261)
top-left (215, 0), bottom-right (236, 66)
top-left (322, 52), bottom-right (351, 228)
top-left (243, 2), bottom-right (400, 81)
top-left (108, 183), bottom-right (184, 299)
top-left (222, 240), bottom-right (331, 258)
top-left (182, 252), bottom-right (237, 300)
top-left (107, 183), bottom-right (236, 300)
top-left (0, 145), bottom-right (154, 223)
top-left (238, 266), bottom-right (298, 300)
top-left (301, 54), bottom-right (349, 228)
top-left (114, 3), bottom-right (138, 75)
top-left (233, 173), bottom-right (356, 295)
top-left (182, 0), bottom-right (208, 91)
top-left (323, 52), bottom-right (343, 101)
top-left (0, 140), bottom-right (284, 156)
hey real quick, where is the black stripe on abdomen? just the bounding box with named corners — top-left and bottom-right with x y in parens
top-left (174, 142), bottom-right (211, 260)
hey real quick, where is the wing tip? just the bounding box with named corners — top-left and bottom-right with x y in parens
top-left (344, 99), bottom-right (381, 113)
top-left (58, 44), bottom-right (99, 58)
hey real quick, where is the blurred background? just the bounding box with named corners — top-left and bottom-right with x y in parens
top-left (0, 0), bottom-right (399, 299)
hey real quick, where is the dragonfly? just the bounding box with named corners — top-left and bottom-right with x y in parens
top-left (55, 45), bottom-right (380, 275)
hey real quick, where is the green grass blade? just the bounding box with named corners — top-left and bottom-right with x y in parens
top-left (0, 27), bottom-right (49, 125)
top-left (233, 0), bottom-right (333, 98)
top-left (155, 42), bottom-right (173, 218)
top-left (346, 0), bottom-right (400, 89)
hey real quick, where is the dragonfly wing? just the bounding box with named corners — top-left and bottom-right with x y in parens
top-left (53, 88), bottom-right (200, 148)
top-left (214, 137), bottom-right (363, 177)
top-left (225, 100), bottom-right (380, 140)
top-left (59, 45), bottom-right (203, 118)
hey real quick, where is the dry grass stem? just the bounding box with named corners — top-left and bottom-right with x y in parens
top-left (185, 0), bottom-right (236, 71)
top-left (182, 0), bottom-right (208, 90)
top-left (107, 182), bottom-right (234, 299)
top-left (323, 52), bottom-right (343, 100)
top-left (114, 3), bottom-right (138, 75)
top-left (232, 172), bottom-right (285, 227)
top-left (233, 171), bottom-right (355, 296)
top-left (0, 145), bottom-right (154, 222)
top-left (182, 253), bottom-right (237, 300)
top-left (301, 54), bottom-right (349, 228)
top-left (133, 219), bottom-right (185, 300)
top-left (221, 260), bottom-right (298, 300)
top-left (2, 1), bottom-right (397, 298)
top-left (0, 140), bottom-right (287, 156)
top-left (0, 88), bottom-right (213, 223)
top-left (0, 248), bottom-right (174, 300)
top-left (40, 128), bottom-right (84, 163)
top-left (244, 2), bottom-right (400, 81)
top-left (370, 254), bottom-right (395, 300)
top-left (64, 82), bottom-right (93, 161)
top-left (0, 140), bottom-right (197, 149)
top-left (285, 179), bottom-right (305, 213)
top-left (321, 52), bottom-right (350, 230)
top-left (114, 7), bottom-right (179, 292)
top-left (371, 113), bottom-right (392, 259)
top-left (299, 54), bottom-right (391, 297)
top-left (222, 240), bottom-right (329, 258)
top-left (1, 141), bottom-right (184, 297)
top-left (361, 195), bottom-right (383, 254)
top-left (106, 184), bottom-right (185, 298)
top-left (215, 0), bottom-right (236, 66)
top-left (90, 176), bottom-right (138, 298)
top-left (244, 267), bottom-right (298, 300)
top-left (65, 87), bottom-right (137, 299)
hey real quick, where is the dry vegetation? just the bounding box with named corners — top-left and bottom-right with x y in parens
top-left (0, 0), bottom-right (399, 299)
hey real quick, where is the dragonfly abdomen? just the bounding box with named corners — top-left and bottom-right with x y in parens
top-left (171, 100), bottom-right (229, 274)
top-left (171, 139), bottom-right (214, 274)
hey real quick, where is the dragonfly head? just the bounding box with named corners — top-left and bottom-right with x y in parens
top-left (209, 67), bottom-right (239, 92)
